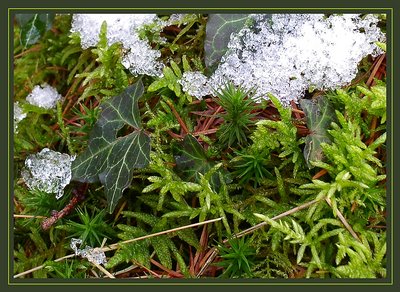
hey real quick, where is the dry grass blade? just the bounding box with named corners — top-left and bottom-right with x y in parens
top-left (14, 214), bottom-right (47, 219)
top-left (101, 217), bottom-right (223, 252)
top-left (13, 254), bottom-right (76, 279)
top-left (92, 262), bottom-right (115, 278)
top-left (196, 198), bottom-right (321, 277)
top-left (325, 197), bottom-right (361, 242)
top-left (14, 217), bottom-right (223, 278)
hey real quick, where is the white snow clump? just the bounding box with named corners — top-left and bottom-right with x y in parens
top-left (70, 14), bottom-right (164, 77)
top-left (21, 148), bottom-right (75, 199)
top-left (70, 238), bottom-right (107, 265)
top-left (182, 14), bottom-right (385, 105)
top-left (179, 71), bottom-right (213, 99)
top-left (26, 84), bottom-right (63, 109)
top-left (14, 102), bottom-right (27, 133)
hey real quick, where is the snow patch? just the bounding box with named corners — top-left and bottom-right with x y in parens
top-left (70, 238), bottom-right (107, 265)
top-left (21, 148), bottom-right (75, 199)
top-left (14, 102), bottom-right (27, 133)
top-left (26, 84), bottom-right (63, 109)
top-left (71, 14), bottom-right (164, 77)
top-left (181, 14), bottom-right (385, 105)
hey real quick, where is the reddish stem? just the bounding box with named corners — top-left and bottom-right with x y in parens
top-left (41, 184), bottom-right (87, 230)
top-left (166, 100), bottom-right (189, 135)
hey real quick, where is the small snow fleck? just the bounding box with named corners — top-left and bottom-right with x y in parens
top-left (14, 102), bottom-right (27, 133)
top-left (71, 14), bottom-right (164, 77)
top-left (179, 71), bottom-right (213, 99)
top-left (166, 14), bottom-right (193, 25)
top-left (198, 14), bottom-right (385, 105)
top-left (70, 238), bottom-right (107, 265)
top-left (21, 148), bottom-right (74, 199)
top-left (26, 84), bottom-right (63, 109)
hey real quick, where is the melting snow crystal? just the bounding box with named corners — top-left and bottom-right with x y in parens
top-left (26, 84), bottom-right (63, 109)
top-left (14, 102), bottom-right (26, 133)
top-left (184, 14), bottom-right (385, 105)
top-left (71, 14), bottom-right (164, 77)
top-left (21, 148), bottom-right (75, 199)
top-left (179, 71), bottom-right (213, 99)
top-left (70, 238), bottom-right (107, 265)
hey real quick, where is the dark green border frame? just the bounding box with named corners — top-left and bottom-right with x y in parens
top-left (4, 0), bottom-right (398, 290)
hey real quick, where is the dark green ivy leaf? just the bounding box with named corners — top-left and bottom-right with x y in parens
top-left (174, 135), bottom-right (230, 192)
top-left (204, 14), bottom-right (250, 72)
top-left (16, 14), bottom-right (54, 47)
top-left (299, 97), bottom-right (336, 169)
top-left (72, 81), bottom-right (151, 213)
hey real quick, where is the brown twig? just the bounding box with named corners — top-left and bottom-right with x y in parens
top-left (14, 45), bottom-right (42, 59)
top-left (45, 66), bottom-right (69, 72)
top-left (190, 98), bottom-right (214, 105)
top-left (366, 54), bottom-right (386, 87)
top-left (312, 169), bottom-right (328, 180)
top-left (365, 116), bottom-right (378, 146)
top-left (192, 128), bottom-right (218, 136)
top-left (167, 129), bottom-right (183, 139)
top-left (203, 106), bottom-right (223, 131)
top-left (165, 100), bottom-right (189, 134)
top-left (190, 223), bottom-right (210, 276)
top-left (150, 259), bottom-right (183, 278)
top-left (291, 100), bottom-right (303, 119)
top-left (41, 184), bottom-right (87, 230)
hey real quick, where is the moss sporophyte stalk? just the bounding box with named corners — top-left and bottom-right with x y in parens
top-left (13, 13), bottom-right (387, 279)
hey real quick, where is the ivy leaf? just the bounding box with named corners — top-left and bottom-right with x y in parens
top-left (174, 135), bottom-right (229, 191)
top-left (72, 80), bottom-right (151, 213)
top-left (300, 97), bottom-right (336, 168)
top-left (16, 14), bottom-right (54, 47)
top-left (204, 14), bottom-right (249, 72)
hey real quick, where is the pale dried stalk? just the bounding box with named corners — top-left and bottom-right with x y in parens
top-left (101, 217), bottom-right (223, 252)
top-left (325, 197), bottom-right (361, 242)
top-left (112, 264), bottom-right (139, 277)
top-left (14, 217), bottom-right (223, 278)
top-left (196, 198), bottom-right (321, 277)
top-left (197, 196), bottom-right (362, 277)
top-left (13, 254), bottom-right (76, 278)
top-left (92, 262), bottom-right (115, 279)
top-left (234, 198), bottom-right (321, 239)
top-left (14, 214), bottom-right (47, 219)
